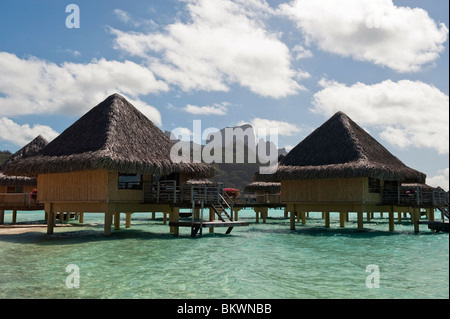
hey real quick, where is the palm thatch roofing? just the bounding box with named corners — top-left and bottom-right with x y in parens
top-left (0, 135), bottom-right (48, 186)
top-left (255, 111), bottom-right (426, 183)
top-left (2, 94), bottom-right (214, 178)
top-left (244, 182), bottom-right (281, 193)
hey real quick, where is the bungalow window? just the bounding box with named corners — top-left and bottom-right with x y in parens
top-left (368, 178), bottom-right (380, 193)
top-left (118, 173), bottom-right (142, 190)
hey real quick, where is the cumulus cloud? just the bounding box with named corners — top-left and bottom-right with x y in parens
top-left (183, 102), bottom-right (229, 116)
top-left (111, 0), bottom-right (304, 98)
top-left (312, 79), bottom-right (449, 154)
top-left (238, 118), bottom-right (301, 137)
top-left (0, 117), bottom-right (59, 147)
top-left (427, 168), bottom-right (449, 191)
top-left (0, 52), bottom-right (167, 125)
top-left (279, 0), bottom-right (448, 72)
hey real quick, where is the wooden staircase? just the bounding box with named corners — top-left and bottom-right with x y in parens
top-left (170, 184), bottom-right (249, 238)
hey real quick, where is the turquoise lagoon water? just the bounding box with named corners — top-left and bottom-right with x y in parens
top-left (0, 209), bottom-right (448, 299)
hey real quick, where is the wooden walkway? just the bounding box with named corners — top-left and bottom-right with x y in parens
top-left (419, 220), bottom-right (449, 233)
top-left (169, 220), bottom-right (249, 237)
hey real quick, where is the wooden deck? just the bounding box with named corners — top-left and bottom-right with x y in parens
top-left (419, 220), bottom-right (449, 233)
top-left (169, 220), bottom-right (249, 237)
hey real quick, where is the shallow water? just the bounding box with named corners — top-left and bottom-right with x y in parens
top-left (0, 209), bottom-right (448, 299)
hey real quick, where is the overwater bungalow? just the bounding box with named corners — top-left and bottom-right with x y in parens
top-left (2, 93), bottom-right (248, 236)
top-left (0, 136), bottom-right (48, 224)
top-left (255, 111), bottom-right (448, 232)
top-left (242, 181), bottom-right (281, 222)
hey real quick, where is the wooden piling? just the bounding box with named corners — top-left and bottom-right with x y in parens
top-left (339, 212), bottom-right (345, 227)
top-left (357, 211), bottom-right (364, 231)
top-left (104, 212), bottom-right (113, 236)
top-left (114, 212), bottom-right (120, 230)
top-left (389, 211), bottom-right (395, 231)
top-left (125, 213), bottom-right (132, 228)
top-left (324, 211), bottom-right (330, 228)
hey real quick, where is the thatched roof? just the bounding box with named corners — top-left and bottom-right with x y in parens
top-left (255, 111), bottom-right (426, 183)
top-left (2, 94), bottom-right (214, 178)
top-left (0, 135), bottom-right (48, 186)
top-left (244, 182), bottom-right (281, 193)
top-left (184, 178), bottom-right (216, 186)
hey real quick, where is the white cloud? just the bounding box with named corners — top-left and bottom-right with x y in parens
top-left (238, 118), bottom-right (301, 136)
top-left (0, 52), bottom-right (167, 126)
top-left (113, 8), bottom-right (158, 29)
top-left (183, 102), bottom-right (229, 115)
top-left (0, 117), bottom-right (59, 147)
top-left (292, 44), bottom-right (313, 60)
top-left (111, 0), bottom-right (304, 98)
top-left (427, 168), bottom-right (449, 191)
top-left (312, 79), bottom-right (449, 154)
top-left (279, 0), bottom-right (448, 72)
top-left (114, 9), bottom-right (132, 24)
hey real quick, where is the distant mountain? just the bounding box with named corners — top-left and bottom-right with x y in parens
top-left (0, 150), bottom-right (12, 167)
top-left (165, 125), bottom-right (288, 190)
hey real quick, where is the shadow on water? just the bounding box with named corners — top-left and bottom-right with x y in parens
top-left (0, 221), bottom-right (241, 246)
top-left (246, 220), bottom-right (440, 238)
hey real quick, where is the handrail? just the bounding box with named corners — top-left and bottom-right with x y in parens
top-left (381, 185), bottom-right (448, 206)
top-left (217, 184), bottom-right (234, 221)
top-left (0, 192), bottom-right (35, 208)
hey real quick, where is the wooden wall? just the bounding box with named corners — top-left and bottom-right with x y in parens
top-left (37, 170), bottom-right (109, 202)
top-left (281, 177), bottom-right (381, 204)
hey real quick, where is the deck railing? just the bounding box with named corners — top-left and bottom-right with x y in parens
top-left (143, 181), bottom-right (233, 205)
top-left (381, 185), bottom-right (448, 206)
top-left (0, 192), bottom-right (40, 208)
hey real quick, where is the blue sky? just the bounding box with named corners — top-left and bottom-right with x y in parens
top-left (0, 0), bottom-right (448, 189)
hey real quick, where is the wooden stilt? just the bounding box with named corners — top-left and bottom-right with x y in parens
top-left (255, 211), bottom-right (260, 223)
top-left (324, 211), bottom-right (330, 228)
top-left (413, 208), bottom-right (420, 233)
top-left (389, 211), bottom-right (395, 231)
top-left (114, 212), bottom-right (120, 230)
top-left (300, 211), bottom-right (306, 225)
top-left (163, 212), bottom-right (167, 225)
top-left (339, 212), bottom-right (345, 228)
top-left (104, 212), bottom-right (113, 236)
top-left (47, 203), bottom-right (54, 235)
top-left (151, 212), bottom-right (155, 220)
top-left (345, 212), bottom-right (349, 222)
top-left (172, 207), bottom-right (180, 236)
top-left (233, 208), bottom-right (239, 221)
top-left (79, 212), bottom-right (84, 223)
top-left (12, 210), bottom-right (17, 224)
top-left (398, 211), bottom-right (402, 222)
top-left (366, 212), bottom-right (371, 222)
top-left (0, 210), bottom-right (4, 225)
top-left (126, 213), bottom-right (132, 228)
top-left (357, 211), bottom-right (364, 231)
top-left (209, 208), bottom-right (215, 233)
top-left (261, 207), bottom-right (268, 223)
top-left (290, 211), bottom-right (296, 230)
